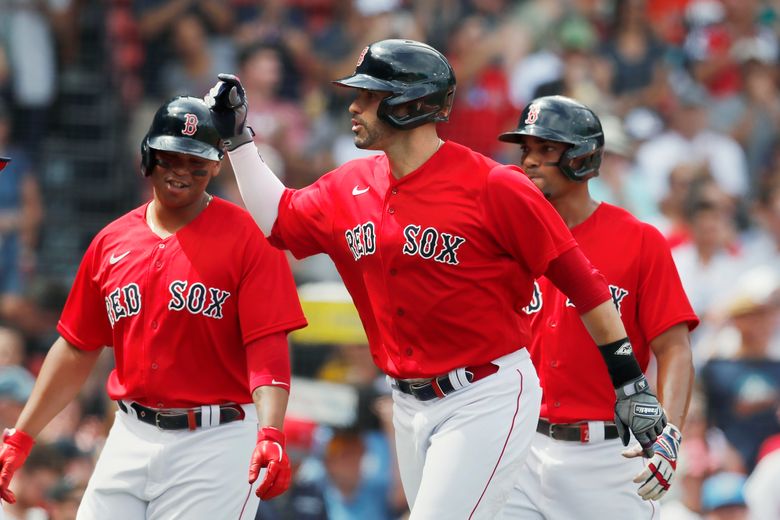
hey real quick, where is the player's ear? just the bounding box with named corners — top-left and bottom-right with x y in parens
top-left (212, 159), bottom-right (223, 179)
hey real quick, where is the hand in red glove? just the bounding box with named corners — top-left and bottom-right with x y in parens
top-left (248, 427), bottom-right (291, 500)
top-left (0, 428), bottom-right (35, 503)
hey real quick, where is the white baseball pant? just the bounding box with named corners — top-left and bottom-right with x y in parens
top-left (392, 348), bottom-right (542, 520)
top-left (500, 429), bottom-right (660, 519)
top-left (77, 404), bottom-right (259, 520)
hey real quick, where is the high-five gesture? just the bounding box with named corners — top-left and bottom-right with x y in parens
top-left (205, 73), bottom-right (254, 151)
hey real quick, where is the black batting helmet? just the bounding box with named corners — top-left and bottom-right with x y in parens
top-left (140, 96), bottom-right (223, 176)
top-left (0, 157), bottom-right (9, 172)
top-left (332, 39), bottom-right (456, 130)
top-left (499, 95), bottom-right (604, 181)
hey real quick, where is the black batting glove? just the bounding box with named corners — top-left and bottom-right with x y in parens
top-left (205, 73), bottom-right (254, 151)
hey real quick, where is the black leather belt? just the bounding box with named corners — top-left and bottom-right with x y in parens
top-left (392, 362), bottom-right (499, 401)
top-left (536, 418), bottom-right (619, 442)
top-left (117, 401), bottom-right (245, 430)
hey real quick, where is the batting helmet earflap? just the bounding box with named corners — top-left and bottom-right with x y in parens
top-left (140, 96), bottom-right (224, 176)
top-left (332, 39), bottom-right (456, 130)
top-left (0, 156), bottom-right (9, 173)
top-left (498, 95), bottom-right (605, 181)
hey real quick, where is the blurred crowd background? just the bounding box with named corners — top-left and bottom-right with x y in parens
top-left (1, 0), bottom-right (779, 518)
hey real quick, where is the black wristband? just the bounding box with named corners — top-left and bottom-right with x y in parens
top-left (597, 338), bottom-right (643, 388)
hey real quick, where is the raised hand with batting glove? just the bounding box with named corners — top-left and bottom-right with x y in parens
top-left (249, 426), bottom-right (291, 500)
top-left (205, 74), bottom-right (254, 151)
top-left (0, 428), bottom-right (35, 503)
top-left (623, 423), bottom-right (682, 500)
top-left (614, 374), bottom-right (667, 457)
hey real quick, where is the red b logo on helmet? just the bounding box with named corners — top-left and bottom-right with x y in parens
top-left (356, 46), bottom-right (369, 67)
top-left (182, 113), bottom-right (198, 136)
top-left (525, 103), bottom-right (540, 125)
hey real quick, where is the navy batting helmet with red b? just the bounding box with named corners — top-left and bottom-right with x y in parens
top-left (499, 95), bottom-right (604, 181)
top-left (141, 96), bottom-right (223, 176)
top-left (332, 39), bottom-right (456, 130)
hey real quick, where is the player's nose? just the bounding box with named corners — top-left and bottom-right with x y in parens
top-left (521, 150), bottom-right (539, 169)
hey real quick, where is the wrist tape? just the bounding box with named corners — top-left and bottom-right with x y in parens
top-left (597, 337), bottom-right (644, 389)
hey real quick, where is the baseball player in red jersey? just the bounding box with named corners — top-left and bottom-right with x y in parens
top-left (498, 96), bottom-right (699, 518)
top-left (207, 40), bottom-right (667, 519)
top-left (0, 97), bottom-right (307, 519)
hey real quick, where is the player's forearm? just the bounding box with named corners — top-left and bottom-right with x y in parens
top-left (15, 337), bottom-right (102, 437)
top-left (651, 324), bottom-right (694, 428)
top-left (252, 385), bottom-right (289, 431)
top-left (579, 299), bottom-right (629, 344)
top-left (227, 143), bottom-right (285, 236)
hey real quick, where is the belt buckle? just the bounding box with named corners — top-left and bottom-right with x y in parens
top-left (154, 411), bottom-right (164, 430)
top-left (548, 422), bottom-right (558, 439)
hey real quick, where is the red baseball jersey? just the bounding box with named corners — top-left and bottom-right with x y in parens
top-left (525, 203), bottom-right (699, 422)
top-left (270, 140), bottom-right (577, 379)
top-left (58, 197), bottom-right (307, 408)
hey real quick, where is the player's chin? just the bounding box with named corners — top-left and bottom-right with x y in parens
top-left (353, 136), bottom-right (372, 149)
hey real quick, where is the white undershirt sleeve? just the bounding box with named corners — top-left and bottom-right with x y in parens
top-left (227, 143), bottom-right (286, 237)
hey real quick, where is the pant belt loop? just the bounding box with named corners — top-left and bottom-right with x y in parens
top-left (200, 405), bottom-right (221, 428)
top-left (122, 400), bottom-right (137, 419)
top-left (587, 421), bottom-right (605, 442)
top-left (448, 367), bottom-right (470, 390)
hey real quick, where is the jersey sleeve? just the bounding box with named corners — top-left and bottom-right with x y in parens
top-left (637, 224), bottom-right (700, 340)
top-left (269, 183), bottom-right (335, 259)
top-left (57, 239), bottom-right (113, 350)
top-left (238, 226), bottom-right (308, 344)
top-left (485, 165), bottom-right (577, 278)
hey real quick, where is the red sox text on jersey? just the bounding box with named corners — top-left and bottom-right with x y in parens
top-left (105, 281), bottom-right (231, 327)
top-left (345, 221), bottom-right (466, 265)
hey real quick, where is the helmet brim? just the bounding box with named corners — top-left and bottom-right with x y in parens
top-left (498, 126), bottom-right (574, 145)
top-left (0, 157), bottom-right (9, 172)
top-left (147, 135), bottom-right (222, 162)
top-left (332, 74), bottom-right (400, 93)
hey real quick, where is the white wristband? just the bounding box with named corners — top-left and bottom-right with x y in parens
top-left (227, 143), bottom-right (286, 236)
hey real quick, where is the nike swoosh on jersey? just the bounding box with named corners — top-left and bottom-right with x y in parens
top-left (352, 185), bottom-right (370, 196)
top-left (109, 250), bottom-right (131, 265)
top-left (271, 379), bottom-right (289, 387)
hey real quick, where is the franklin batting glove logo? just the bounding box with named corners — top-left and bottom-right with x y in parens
top-left (633, 404), bottom-right (660, 418)
top-left (615, 342), bottom-right (633, 355)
